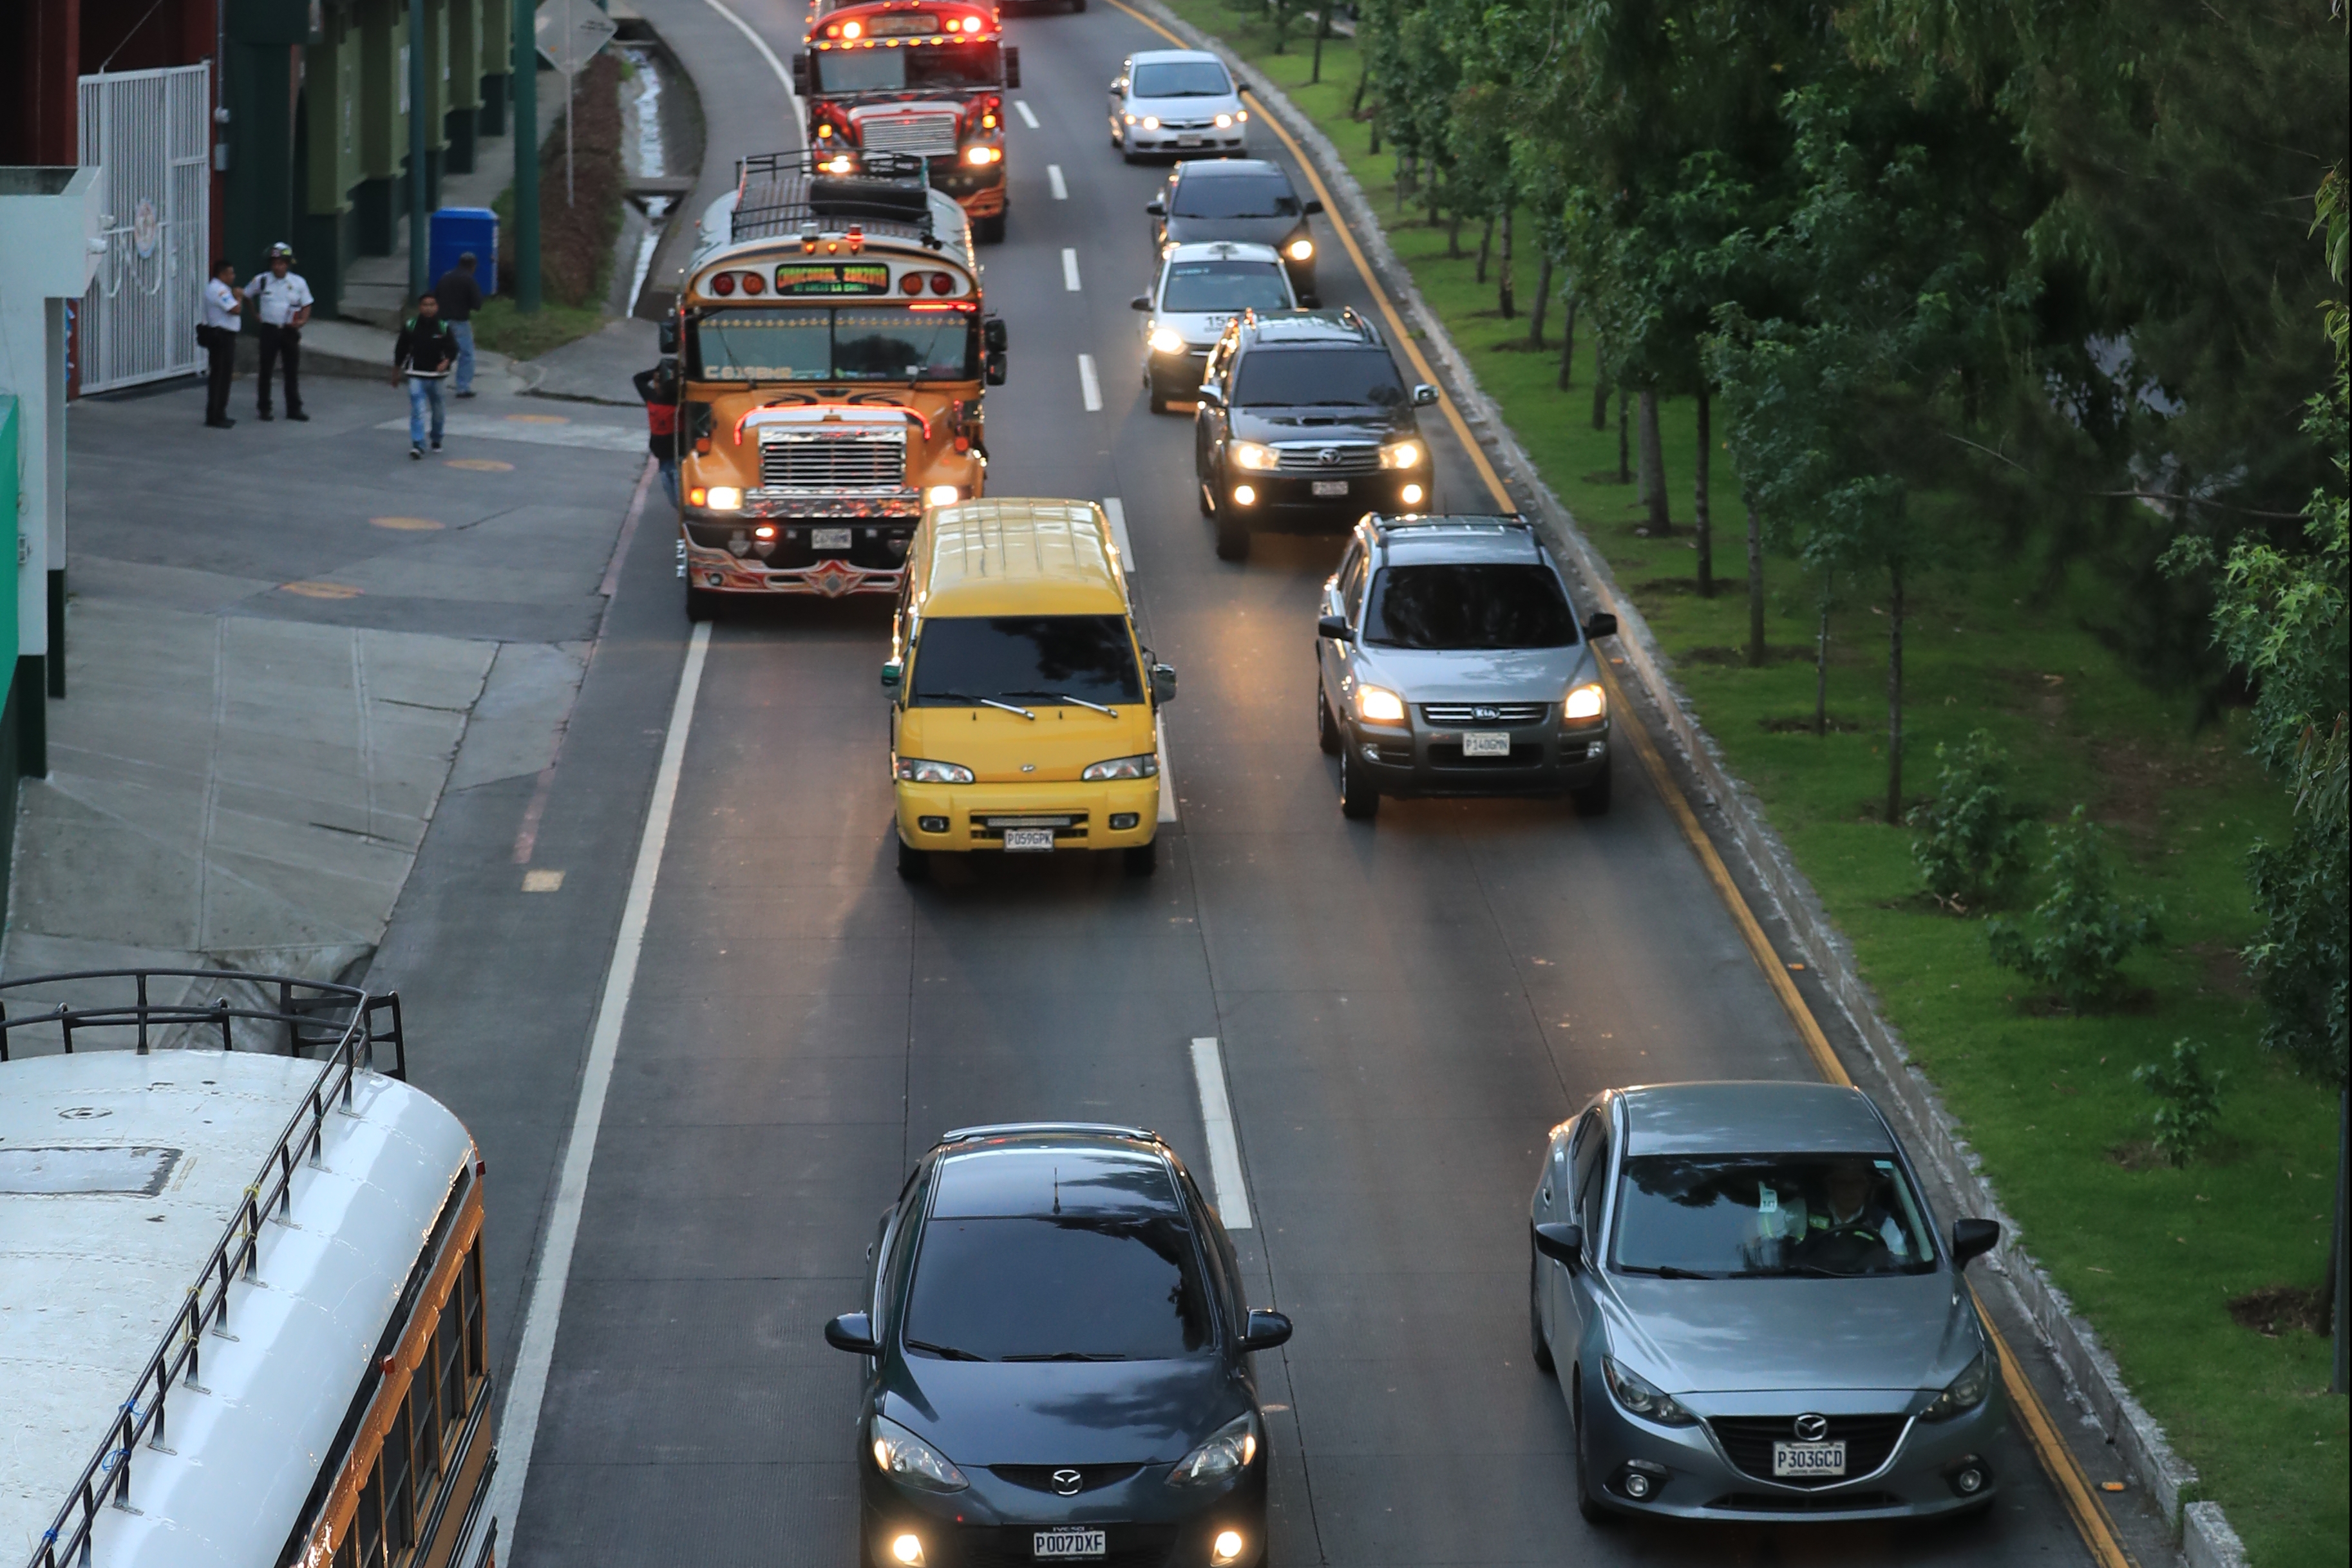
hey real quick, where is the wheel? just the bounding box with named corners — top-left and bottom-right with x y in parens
top-left (976, 212), bottom-right (1007, 244)
top-left (1148, 385), bottom-right (1170, 415)
top-left (1316, 677), bottom-right (1340, 755)
top-left (1338, 741), bottom-right (1380, 820)
top-left (1571, 757), bottom-right (1613, 817)
top-left (684, 584), bottom-right (716, 622)
top-left (1123, 838), bottom-right (1158, 876)
top-left (1529, 1251), bottom-right (1555, 1375)
top-left (895, 835), bottom-right (929, 880)
top-left (1572, 1379), bottom-right (1618, 1525)
top-left (1213, 511), bottom-right (1251, 561)
top-left (1072, 0), bottom-right (1086, 10)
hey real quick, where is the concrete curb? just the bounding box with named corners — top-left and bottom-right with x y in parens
top-left (1133, 2), bottom-right (2236, 1559)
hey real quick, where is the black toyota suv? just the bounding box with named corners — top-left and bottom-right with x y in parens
top-left (1191, 308), bottom-right (1439, 561)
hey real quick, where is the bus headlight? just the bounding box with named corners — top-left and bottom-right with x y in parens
top-left (1229, 440), bottom-right (1279, 471)
top-left (703, 486), bottom-right (743, 513)
top-left (925, 484), bottom-right (961, 506)
top-left (1286, 238), bottom-right (1314, 262)
top-left (965, 145), bottom-right (1000, 165)
top-left (1564, 683), bottom-right (1606, 722)
top-left (1148, 325), bottom-right (1187, 355)
top-left (1380, 440), bottom-right (1421, 469)
top-left (1355, 685), bottom-right (1407, 725)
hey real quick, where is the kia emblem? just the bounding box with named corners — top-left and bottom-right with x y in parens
top-left (1317, 447), bottom-right (1340, 467)
top-left (1474, 706), bottom-right (1497, 721)
top-left (1794, 1413), bottom-right (1830, 1442)
top-left (1052, 1468), bottom-right (1083, 1496)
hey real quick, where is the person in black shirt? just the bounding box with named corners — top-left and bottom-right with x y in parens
top-left (433, 252), bottom-right (485, 398)
top-left (394, 294), bottom-right (459, 458)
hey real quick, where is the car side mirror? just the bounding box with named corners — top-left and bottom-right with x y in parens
top-left (1950, 1218), bottom-right (2000, 1268)
top-left (1145, 199), bottom-right (1167, 217)
top-left (1316, 613), bottom-right (1351, 641)
top-left (658, 317), bottom-right (679, 356)
top-left (1302, 197), bottom-right (1324, 216)
top-left (1410, 383), bottom-right (1439, 407)
top-left (1003, 46), bottom-right (1020, 89)
top-left (985, 351), bottom-right (1007, 387)
top-left (1150, 662), bottom-right (1179, 705)
top-left (1238, 1308), bottom-right (1291, 1351)
top-left (1533, 1221), bottom-right (1584, 1267)
top-left (824, 1311), bottom-right (880, 1354)
top-left (1130, 294), bottom-right (1152, 312)
top-left (1195, 383), bottom-right (1222, 409)
top-left (1582, 611), bottom-right (1618, 641)
top-left (880, 659), bottom-right (902, 690)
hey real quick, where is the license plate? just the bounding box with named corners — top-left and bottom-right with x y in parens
top-left (811, 527), bottom-right (852, 551)
top-left (1772, 1440), bottom-right (1846, 1478)
top-left (1311, 478), bottom-right (1349, 497)
top-left (1461, 730), bottom-right (1512, 757)
top-left (1002, 827), bottom-right (1055, 852)
top-left (1034, 1529), bottom-right (1106, 1559)
top-left (1177, 137), bottom-right (1203, 147)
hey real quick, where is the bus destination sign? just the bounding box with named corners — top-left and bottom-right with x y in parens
top-left (775, 263), bottom-right (892, 296)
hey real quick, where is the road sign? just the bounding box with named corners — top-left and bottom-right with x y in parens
top-left (535, 0), bottom-right (617, 76)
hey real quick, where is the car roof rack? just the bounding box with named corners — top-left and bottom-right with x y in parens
top-left (1369, 511), bottom-right (1531, 533)
top-left (938, 1121), bottom-right (1166, 1147)
top-left (732, 149), bottom-right (942, 248)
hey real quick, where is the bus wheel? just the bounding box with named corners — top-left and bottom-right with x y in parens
top-left (685, 584), bottom-right (716, 622)
top-left (976, 213), bottom-right (1007, 244)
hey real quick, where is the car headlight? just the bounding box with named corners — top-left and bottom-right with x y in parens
top-left (1229, 440), bottom-right (1279, 471)
top-left (1148, 325), bottom-right (1187, 355)
top-left (1354, 685), bottom-right (1407, 725)
top-left (1563, 683), bottom-right (1606, 722)
top-left (1142, 115), bottom-right (1161, 130)
top-left (1168, 1411), bottom-right (1260, 1486)
top-left (1124, 113), bottom-right (1139, 125)
top-left (895, 757), bottom-right (976, 784)
top-left (1286, 238), bottom-right (1314, 262)
top-left (871, 1414), bottom-right (969, 1491)
top-left (1214, 112), bottom-right (1234, 128)
top-left (1379, 439), bottom-right (1421, 469)
top-left (1081, 752), bottom-right (1158, 780)
top-left (1921, 1350), bottom-right (1991, 1421)
top-left (703, 486), bottom-right (743, 513)
top-left (1601, 1355), bottom-right (1698, 1426)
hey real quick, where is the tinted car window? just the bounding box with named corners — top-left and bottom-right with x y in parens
top-left (1171, 176), bottom-right (1300, 220)
top-left (1362, 564), bottom-right (1577, 649)
top-left (910, 616), bottom-right (1144, 706)
top-left (1161, 261), bottom-right (1291, 312)
top-left (1611, 1154), bottom-right (1937, 1278)
top-left (904, 1214), bottom-right (1215, 1359)
top-left (1233, 347), bottom-right (1404, 407)
top-left (1132, 59), bottom-right (1232, 97)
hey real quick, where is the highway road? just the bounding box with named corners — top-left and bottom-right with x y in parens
top-left (368, 1), bottom-right (2121, 1562)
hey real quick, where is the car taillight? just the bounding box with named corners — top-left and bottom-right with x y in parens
top-left (710, 271), bottom-right (736, 296)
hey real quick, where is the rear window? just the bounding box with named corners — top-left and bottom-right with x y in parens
top-left (1362, 563), bottom-right (1577, 649)
top-left (909, 615), bottom-right (1143, 706)
top-left (1233, 347), bottom-right (1403, 408)
top-left (1171, 176), bottom-right (1299, 220)
top-left (1132, 59), bottom-right (1232, 97)
top-left (904, 1214), bottom-right (1215, 1360)
top-left (1161, 260), bottom-right (1291, 313)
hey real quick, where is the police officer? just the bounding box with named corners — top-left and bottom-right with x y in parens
top-left (200, 258), bottom-right (242, 428)
top-left (243, 241), bottom-right (314, 421)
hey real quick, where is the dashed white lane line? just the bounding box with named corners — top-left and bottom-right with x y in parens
top-left (1048, 164), bottom-right (1068, 200)
top-left (1103, 495), bottom-right (1134, 567)
top-left (1062, 247), bottom-right (1082, 292)
top-left (488, 619), bottom-right (712, 1551)
top-left (1078, 354), bottom-right (1102, 411)
top-left (703, 0), bottom-right (799, 105)
top-left (1155, 713), bottom-right (1177, 824)
top-left (1189, 1037), bottom-right (1253, 1229)
top-left (1014, 99), bottom-right (1040, 129)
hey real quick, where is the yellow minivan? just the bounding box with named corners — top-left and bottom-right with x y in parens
top-left (884, 498), bottom-right (1177, 878)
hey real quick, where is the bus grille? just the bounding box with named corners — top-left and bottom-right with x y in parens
top-left (858, 112), bottom-right (960, 157)
top-left (759, 435), bottom-right (907, 491)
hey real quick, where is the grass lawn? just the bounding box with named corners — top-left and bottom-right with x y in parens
top-left (1151, 2), bottom-right (2352, 1559)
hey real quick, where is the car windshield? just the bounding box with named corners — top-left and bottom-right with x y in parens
top-left (904, 1214), bottom-right (1215, 1359)
top-left (909, 616), bottom-right (1143, 706)
top-left (1161, 260), bottom-right (1291, 312)
top-left (1361, 563), bottom-right (1577, 649)
top-left (1233, 348), bottom-right (1404, 408)
top-left (1171, 176), bottom-right (1299, 220)
top-left (691, 307), bottom-right (973, 382)
top-left (1611, 1154), bottom-right (1939, 1278)
top-left (815, 41), bottom-right (1001, 93)
top-left (1132, 59), bottom-right (1233, 97)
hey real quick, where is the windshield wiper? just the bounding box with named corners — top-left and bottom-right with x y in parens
top-left (919, 690), bottom-right (1036, 719)
top-left (1735, 1263), bottom-right (1864, 1279)
top-left (1619, 1265), bottom-right (1725, 1280)
top-left (1003, 690), bottom-right (1119, 716)
top-left (906, 1338), bottom-right (988, 1361)
top-left (1001, 1351), bottom-right (1130, 1362)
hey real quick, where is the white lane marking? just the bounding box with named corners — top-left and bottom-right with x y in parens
top-left (1103, 496), bottom-right (1134, 567)
top-left (1048, 164), bottom-right (1068, 200)
top-left (1014, 99), bottom-right (1040, 129)
top-left (1190, 1037), bottom-right (1253, 1229)
top-left (486, 620), bottom-right (713, 1550)
top-left (1078, 354), bottom-right (1102, 411)
top-left (1156, 712), bottom-right (1177, 823)
top-left (1062, 247), bottom-right (1082, 292)
top-left (703, 0), bottom-right (799, 106)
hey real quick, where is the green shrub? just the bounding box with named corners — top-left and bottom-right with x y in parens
top-left (1907, 730), bottom-right (2034, 907)
top-left (2131, 1039), bottom-right (2226, 1164)
top-left (1986, 807), bottom-right (2162, 1008)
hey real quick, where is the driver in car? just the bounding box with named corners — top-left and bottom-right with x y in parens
top-left (1797, 1159), bottom-right (1912, 1269)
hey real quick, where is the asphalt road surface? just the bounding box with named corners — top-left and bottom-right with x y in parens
top-left (369, 1), bottom-right (2114, 1562)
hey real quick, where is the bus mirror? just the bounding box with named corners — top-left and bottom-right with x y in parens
top-left (1005, 46), bottom-right (1020, 89)
top-left (880, 659), bottom-right (902, 690)
top-left (658, 318), bottom-right (679, 356)
top-left (791, 52), bottom-right (809, 95)
top-left (983, 316), bottom-right (1008, 352)
top-left (985, 350), bottom-right (1007, 388)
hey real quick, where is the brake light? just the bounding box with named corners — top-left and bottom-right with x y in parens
top-left (930, 271), bottom-right (954, 295)
top-left (710, 271), bottom-right (736, 296)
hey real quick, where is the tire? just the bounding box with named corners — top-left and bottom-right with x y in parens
top-left (1072, 0), bottom-right (1086, 11)
top-left (1572, 1380), bottom-right (1618, 1525)
top-left (1148, 382), bottom-right (1170, 415)
top-left (1316, 677), bottom-right (1340, 755)
top-left (1338, 742), bottom-right (1380, 820)
top-left (1529, 1251), bottom-right (1555, 1375)
top-left (976, 213), bottom-right (1007, 244)
top-left (1213, 511), bottom-right (1251, 561)
top-left (1123, 838), bottom-right (1158, 876)
top-left (1571, 758), bottom-right (1613, 817)
top-left (895, 835), bottom-right (929, 880)
top-left (684, 584), bottom-right (716, 622)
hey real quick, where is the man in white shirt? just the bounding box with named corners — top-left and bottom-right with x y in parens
top-left (200, 258), bottom-right (242, 429)
top-left (242, 241), bottom-right (314, 421)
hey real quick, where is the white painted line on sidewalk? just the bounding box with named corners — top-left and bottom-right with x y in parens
top-left (1062, 247), bottom-right (1082, 292)
top-left (1048, 164), bottom-right (1068, 200)
top-left (1078, 354), bottom-right (1102, 411)
top-left (1189, 1037), bottom-right (1252, 1229)
top-left (703, 0), bottom-right (798, 105)
top-left (1103, 495), bottom-right (1134, 567)
top-left (373, 413), bottom-right (644, 452)
top-left (1015, 99), bottom-right (1040, 129)
top-left (486, 619), bottom-right (712, 1551)
top-left (1156, 713), bottom-right (1177, 823)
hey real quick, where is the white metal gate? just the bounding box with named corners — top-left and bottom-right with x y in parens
top-left (77, 63), bottom-right (212, 394)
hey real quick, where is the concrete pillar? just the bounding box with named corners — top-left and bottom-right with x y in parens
top-left (446, 0), bottom-right (482, 174)
top-left (299, 3), bottom-right (360, 313)
top-left (477, 0), bottom-right (511, 137)
top-left (354, 0), bottom-right (401, 254)
top-left (224, 0), bottom-right (314, 269)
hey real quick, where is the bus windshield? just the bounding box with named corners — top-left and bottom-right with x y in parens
top-left (815, 41), bottom-right (1001, 93)
top-left (691, 307), bottom-right (975, 382)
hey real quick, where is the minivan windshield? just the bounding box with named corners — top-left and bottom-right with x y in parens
top-left (1611, 1154), bottom-right (1938, 1278)
top-left (909, 616), bottom-right (1143, 706)
top-left (1132, 59), bottom-right (1232, 97)
top-left (1233, 347), bottom-right (1405, 408)
top-left (1161, 260), bottom-right (1291, 312)
top-left (1362, 563), bottom-right (1577, 649)
top-left (904, 1214), bottom-right (1215, 1360)
top-left (1171, 175), bottom-right (1300, 220)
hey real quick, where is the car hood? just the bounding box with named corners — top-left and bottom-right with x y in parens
top-left (1354, 644), bottom-right (1594, 704)
top-left (1163, 214), bottom-right (1301, 251)
top-left (1228, 404), bottom-right (1412, 446)
top-left (881, 1356), bottom-right (1244, 1467)
top-left (1600, 1272), bottom-right (1980, 1395)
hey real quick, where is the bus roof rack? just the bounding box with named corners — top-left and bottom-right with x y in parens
top-left (734, 149), bottom-right (942, 247)
top-left (0, 967), bottom-right (404, 1075)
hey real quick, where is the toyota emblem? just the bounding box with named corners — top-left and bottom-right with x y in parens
top-left (1052, 1468), bottom-right (1083, 1496)
top-left (1317, 446), bottom-right (1341, 467)
top-left (1793, 1413), bottom-right (1830, 1443)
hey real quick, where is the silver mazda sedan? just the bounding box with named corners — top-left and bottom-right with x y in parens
top-left (1529, 1081), bottom-right (2006, 1523)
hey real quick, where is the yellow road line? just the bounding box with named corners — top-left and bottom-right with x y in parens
top-left (1101, 4), bottom-right (2136, 1560)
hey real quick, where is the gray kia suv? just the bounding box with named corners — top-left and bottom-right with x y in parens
top-left (1314, 513), bottom-right (1616, 819)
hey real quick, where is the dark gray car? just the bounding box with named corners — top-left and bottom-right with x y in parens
top-left (1148, 158), bottom-right (1323, 303)
top-left (1530, 1082), bottom-right (2007, 1524)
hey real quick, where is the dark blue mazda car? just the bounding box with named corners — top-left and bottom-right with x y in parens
top-left (824, 1122), bottom-right (1293, 1567)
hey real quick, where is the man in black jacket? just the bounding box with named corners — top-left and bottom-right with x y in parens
top-left (394, 294), bottom-right (459, 459)
top-left (433, 252), bottom-right (485, 397)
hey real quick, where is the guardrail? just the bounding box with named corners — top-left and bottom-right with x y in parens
top-left (0, 969), bottom-right (406, 1568)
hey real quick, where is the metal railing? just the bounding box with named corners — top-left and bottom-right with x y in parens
top-left (0, 970), bottom-right (407, 1568)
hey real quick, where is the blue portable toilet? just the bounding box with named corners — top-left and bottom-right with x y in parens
top-left (426, 207), bottom-right (500, 298)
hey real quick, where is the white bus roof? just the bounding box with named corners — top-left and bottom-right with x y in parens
top-left (0, 1050), bottom-right (474, 1567)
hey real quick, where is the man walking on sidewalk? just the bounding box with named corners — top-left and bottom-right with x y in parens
top-left (200, 258), bottom-right (241, 428)
top-left (395, 294), bottom-right (459, 460)
top-left (243, 241), bottom-right (314, 422)
top-left (433, 251), bottom-right (484, 398)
